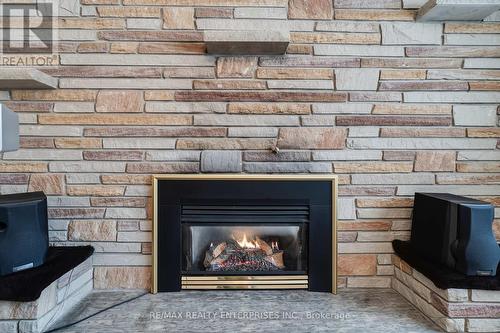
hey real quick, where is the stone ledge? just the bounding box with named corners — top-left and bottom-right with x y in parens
top-left (204, 30), bottom-right (289, 55)
top-left (0, 68), bottom-right (57, 89)
top-left (417, 0), bottom-right (500, 21)
top-left (0, 257), bottom-right (93, 333)
top-left (391, 255), bottom-right (500, 332)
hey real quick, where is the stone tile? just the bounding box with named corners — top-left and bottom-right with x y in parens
top-left (138, 42), bottom-right (205, 54)
top-left (445, 34), bottom-right (500, 46)
top-left (126, 18), bottom-right (160, 30)
top-left (347, 138), bottom-right (496, 150)
top-left (243, 162), bottom-right (332, 173)
top-left (196, 18), bottom-right (298, 31)
top-left (406, 46), bottom-right (500, 58)
top-left (381, 23), bottom-right (442, 45)
top-left (427, 69), bottom-right (500, 80)
top-left (339, 242), bottom-right (393, 253)
top-left (379, 80), bottom-right (468, 91)
top-left (94, 267), bottom-right (151, 289)
top-left (194, 79), bottom-right (266, 90)
top-left (357, 208), bottom-right (412, 219)
top-left (243, 151), bottom-right (310, 162)
top-left (177, 138), bottom-right (274, 150)
top-left (313, 150), bottom-right (381, 161)
top-left (464, 58), bottom-right (500, 69)
top-left (436, 173), bottom-right (500, 185)
top-left (126, 162), bottom-right (199, 173)
top-left (373, 104), bottom-right (451, 115)
top-left (337, 115), bottom-right (451, 126)
top-left (277, 127), bottom-right (347, 149)
top-left (259, 55), bottom-right (360, 68)
top-left (228, 103), bottom-right (310, 115)
top-left (312, 103), bottom-right (372, 114)
top-left (162, 7), bottom-right (194, 29)
top-left (146, 150), bottom-right (201, 161)
top-left (68, 220), bottom-right (116, 241)
top-left (335, 0), bottom-right (400, 8)
top-left (176, 91), bottom-right (347, 102)
top-left (349, 92), bottom-right (402, 102)
top-left (315, 45), bottom-right (404, 56)
top-left (380, 128), bottom-right (465, 138)
top-left (103, 138), bottom-right (176, 149)
top-left (334, 162), bottom-right (414, 173)
top-left (289, 0), bottom-right (333, 19)
top-left (117, 231), bottom-right (151, 242)
top-left (352, 173), bottom-right (434, 185)
top-left (414, 151), bottom-right (456, 172)
top-left (28, 174), bottom-right (65, 195)
top-left (39, 114), bottom-right (192, 126)
top-left (228, 127), bottom-right (278, 138)
top-left (234, 7), bottom-right (287, 19)
top-left (194, 115), bottom-right (299, 126)
top-left (216, 57), bottom-right (257, 78)
top-left (257, 68), bottom-right (333, 80)
top-left (268, 80), bottom-right (333, 90)
top-left (60, 78), bottom-right (192, 89)
top-left (467, 319), bottom-right (500, 332)
top-left (456, 162), bottom-right (500, 173)
top-left (348, 126), bottom-right (381, 137)
top-left (338, 254), bottom-right (377, 276)
top-left (347, 277), bottom-right (391, 288)
top-left (457, 151), bottom-right (500, 161)
top-left (195, 7), bottom-right (232, 18)
top-left (335, 9), bottom-right (416, 21)
top-left (200, 150), bottom-right (242, 173)
top-left (60, 54), bottom-right (213, 66)
top-left (336, 69), bottom-right (379, 91)
top-left (470, 290), bottom-right (500, 302)
top-left (338, 197), bottom-right (356, 220)
top-left (453, 105), bottom-right (498, 126)
top-left (92, 253), bottom-right (151, 266)
top-left (301, 115), bottom-right (336, 126)
top-left (96, 90), bottom-right (143, 112)
top-left (316, 21), bottom-right (379, 32)
top-left (362, 58), bottom-right (462, 69)
top-left (383, 151), bottom-right (416, 161)
top-left (292, 32), bottom-right (380, 44)
top-left (67, 185), bottom-right (125, 197)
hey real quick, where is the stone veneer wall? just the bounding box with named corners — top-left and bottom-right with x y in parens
top-left (0, 0), bottom-right (499, 289)
top-left (392, 256), bottom-right (500, 332)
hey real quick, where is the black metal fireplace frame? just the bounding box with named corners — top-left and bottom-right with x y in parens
top-left (152, 174), bottom-right (338, 293)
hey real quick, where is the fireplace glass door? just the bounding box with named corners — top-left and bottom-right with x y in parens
top-left (182, 224), bottom-right (308, 274)
top-left (181, 204), bottom-right (309, 275)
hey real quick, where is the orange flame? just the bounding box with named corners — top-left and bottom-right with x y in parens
top-left (235, 233), bottom-right (258, 249)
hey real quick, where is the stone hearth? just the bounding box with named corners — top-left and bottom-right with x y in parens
top-left (0, 257), bottom-right (93, 333)
top-left (47, 289), bottom-right (440, 332)
top-left (392, 255), bottom-right (500, 332)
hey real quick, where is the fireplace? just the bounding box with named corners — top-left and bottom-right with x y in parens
top-left (152, 175), bottom-right (337, 293)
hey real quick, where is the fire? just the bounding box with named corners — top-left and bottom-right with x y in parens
top-left (235, 233), bottom-right (258, 249)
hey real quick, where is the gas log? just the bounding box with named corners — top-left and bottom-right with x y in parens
top-left (204, 237), bottom-right (285, 272)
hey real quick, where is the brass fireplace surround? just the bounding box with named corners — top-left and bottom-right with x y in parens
top-left (152, 174), bottom-right (338, 294)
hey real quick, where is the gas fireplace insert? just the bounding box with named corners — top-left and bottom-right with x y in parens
top-left (153, 175), bottom-right (337, 293)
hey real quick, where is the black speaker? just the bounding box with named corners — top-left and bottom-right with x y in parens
top-left (411, 193), bottom-right (500, 276)
top-left (0, 191), bottom-right (48, 276)
top-left (454, 202), bottom-right (500, 276)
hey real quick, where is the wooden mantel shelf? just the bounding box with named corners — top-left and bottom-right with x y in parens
top-left (0, 68), bottom-right (57, 89)
top-left (204, 30), bottom-right (290, 55)
top-left (418, 0), bottom-right (500, 21)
